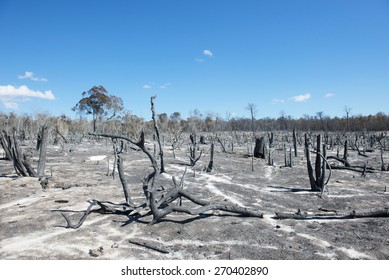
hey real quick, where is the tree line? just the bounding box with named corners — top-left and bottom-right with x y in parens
top-left (1, 86), bottom-right (389, 142)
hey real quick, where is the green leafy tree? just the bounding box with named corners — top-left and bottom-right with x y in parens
top-left (72, 86), bottom-right (124, 132)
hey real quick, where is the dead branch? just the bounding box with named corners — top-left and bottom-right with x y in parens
top-left (329, 165), bottom-right (375, 174)
top-left (129, 239), bottom-right (169, 254)
top-left (61, 201), bottom-right (97, 229)
top-left (54, 126), bottom-right (68, 144)
top-left (149, 186), bottom-right (263, 225)
top-left (216, 136), bottom-right (227, 153)
top-left (327, 155), bottom-right (350, 166)
top-left (60, 200), bottom-right (138, 229)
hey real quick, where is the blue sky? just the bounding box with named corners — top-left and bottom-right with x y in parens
top-left (0, 0), bottom-right (388, 120)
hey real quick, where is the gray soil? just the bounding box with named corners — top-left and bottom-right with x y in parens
top-left (1, 137), bottom-right (389, 260)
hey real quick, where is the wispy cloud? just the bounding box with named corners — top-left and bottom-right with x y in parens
top-left (325, 93), bottom-right (335, 98)
top-left (291, 93), bottom-right (311, 102)
top-left (143, 84), bottom-right (152, 89)
top-left (272, 98), bottom-right (285, 104)
top-left (18, 71), bottom-right (48, 82)
top-left (4, 101), bottom-right (19, 110)
top-left (203, 49), bottom-right (213, 57)
top-left (0, 85), bottom-right (55, 110)
top-left (195, 58), bottom-right (204, 63)
top-left (160, 83), bottom-right (171, 89)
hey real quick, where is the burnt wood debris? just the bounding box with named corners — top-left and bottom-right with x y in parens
top-left (1, 97), bottom-right (389, 232)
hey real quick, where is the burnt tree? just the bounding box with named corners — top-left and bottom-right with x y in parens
top-left (150, 96), bottom-right (165, 173)
top-left (305, 134), bottom-right (331, 193)
top-left (206, 141), bottom-right (215, 173)
top-left (253, 136), bottom-right (266, 159)
top-left (0, 130), bottom-right (12, 160)
top-left (188, 131), bottom-right (202, 166)
top-left (36, 126), bottom-right (49, 177)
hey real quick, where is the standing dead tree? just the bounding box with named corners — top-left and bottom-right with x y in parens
top-left (188, 131), bottom-right (203, 167)
top-left (293, 128), bottom-right (298, 157)
top-left (1, 126), bottom-right (49, 178)
top-left (284, 145), bottom-right (293, 168)
top-left (205, 141), bottom-right (215, 173)
top-left (381, 149), bottom-right (389, 171)
top-left (36, 126), bottom-right (49, 177)
top-left (0, 130), bottom-right (13, 160)
top-left (267, 132), bottom-right (274, 148)
top-left (305, 134), bottom-right (331, 193)
top-left (328, 138), bottom-right (350, 167)
top-left (328, 135), bottom-right (377, 174)
top-left (114, 139), bottom-right (133, 205)
top-left (151, 96), bottom-right (165, 173)
top-left (253, 136), bottom-right (266, 159)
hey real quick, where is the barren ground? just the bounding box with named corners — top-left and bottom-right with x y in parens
top-left (1, 137), bottom-right (389, 260)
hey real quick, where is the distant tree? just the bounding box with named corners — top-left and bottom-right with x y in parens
top-left (170, 112), bottom-right (181, 120)
top-left (344, 106), bottom-right (352, 131)
top-left (158, 113), bottom-right (169, 132)
top-left (72, 86), bottom-right (124, 132)
top-left (278, 110), bottom-right (287, 130)
top-left (246, 103), bottom-right (257, 135)
top-left (316, 111), bottom-right (325, 131)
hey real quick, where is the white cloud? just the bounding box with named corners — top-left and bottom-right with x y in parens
top-left (195, 58), bottom-right (204, 63)
top-left (18, 71), bottom-right (48, 82)
top-left (203, 49), bottom-right (213, 57)
top-left (143, 84), bottom-right (152, 89)
top-left (325, 93), bottom-right (335, 98)
top-left (291, 93), bottom-right (311, 102)
top-left (0, 85), bottom-right (55, 110)
top-left (272, 98), bottom-right (285, 104)
top-left (4, 101), bottom-right (19, 110)
top-left (0, 85), bottom-right (55, 100)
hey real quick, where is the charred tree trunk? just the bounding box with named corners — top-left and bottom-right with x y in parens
top-left (0, 130), bottom-right (13, 160)
top-left (216, 136), bottom-right (227, 153)
top-left (293, 128), bottom-right (298, 157)
top-left (305, 134), bottom-right (331, 192)
top-left (117, 153), bottom-right (133, 205)
top-left (268, 132), bottom-right (274, 148)
top-left (381, 149), bottom-right (386, 171)
top-left (253, 136), bottom-right (266, 159)
top-left (343, 138), bottom-right (350, 167)
top-left (37, 125), bottom-right (49, 177)
top-left (11, 129), bottom-right (29, 177)
top-left (151, 96), bottom-right (165, 173)
top-left (189, 131), bottom-right (202, 166)
top-left (206, 142), bottom-right (215, 173)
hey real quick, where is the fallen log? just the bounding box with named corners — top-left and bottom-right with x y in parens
top-left (274, 208), bottom-right (389, 220)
